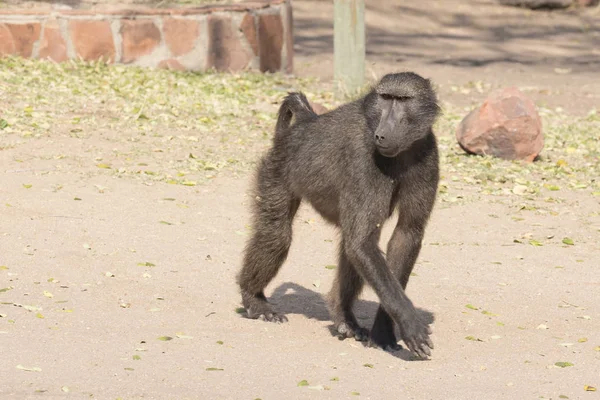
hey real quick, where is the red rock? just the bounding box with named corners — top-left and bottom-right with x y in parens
top-left (163, 17), bottom-right (200, 57)
top-left (38, 20), bottom-right (68, 62)
top-left (120, 19), bottom-right (161, 63)
top-left (310, 101), bottom-right (328, 115)
top-left (258, 13), bottom-right (283, 72)
top-left (158, 58), bottom-right (186, 71)
top-left (0, 24), bottom-right (16, 56)
top-left (69, 20), bottom-right (115, 62)
top-left (3, 23), bottom-right (41, 57)
top-left (456, 87), bottom-right (543, 162)
top-left (207, 15), bottom-right (253, 71)
top-left (239, 13), bottom-right (258, 56)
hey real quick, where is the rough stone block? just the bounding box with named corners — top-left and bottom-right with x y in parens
top-left (163, 17), bottom-right (200, 57)
top-left (0, 23), bottom-right (41, 57)
top-left (0, 1), bottom-right (292, 73)
top-left (207, 15), bottom-right (252, 71)
top-left (456, 87), bottom-right (543, 162)
top-left (38, 20), bottom-right (68, 62)
top-left (0, 24), bottom-right (16, 56)
top-left (120, 19), bottom-right (161, 63)
top-left (258, 13), bottom-right (283, 72)
top-left (70, 20), bottom-right (116, 62)
top-left (158, 58), bottom-right (186, 71)
top-left (239, 13), bottom-right (258, 56)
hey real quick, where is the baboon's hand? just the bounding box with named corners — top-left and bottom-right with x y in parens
top-left (399, 314), bottom-right (433, 359)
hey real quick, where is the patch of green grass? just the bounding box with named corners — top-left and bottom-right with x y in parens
top-left (1, 56), bottom-right (597, 201)
top-left (0, 57), bottom-right (332, 183)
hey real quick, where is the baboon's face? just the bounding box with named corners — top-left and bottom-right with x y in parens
top-left (373, 73), bottom-right (439, 158)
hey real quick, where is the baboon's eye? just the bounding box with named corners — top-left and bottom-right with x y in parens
top-left (380, 94), bottom-right (412, 102)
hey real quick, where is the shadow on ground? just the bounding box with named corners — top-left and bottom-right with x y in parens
top-left (265, 281), bottom-right (435, 361)
top-left (294, 0), bottom-right (600, 71)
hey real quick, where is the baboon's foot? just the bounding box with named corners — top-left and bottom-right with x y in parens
top-left (255, 311), bottom-right (288, 323)
top-left (242, 291), bottom-right (288, 323)
top-left (368, 325), bottom-right (403, 352)
top-left (335, 320), bottom-right (369, 342)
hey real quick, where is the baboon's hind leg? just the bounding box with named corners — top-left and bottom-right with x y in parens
top-left (238, 162), bottom-right (300, 322)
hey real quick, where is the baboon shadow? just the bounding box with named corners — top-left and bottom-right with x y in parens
top-left (269, 282), bottom-right (435, 361)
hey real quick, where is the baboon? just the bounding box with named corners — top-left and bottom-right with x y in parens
top-left (237, 72), bottom-right (440, 359)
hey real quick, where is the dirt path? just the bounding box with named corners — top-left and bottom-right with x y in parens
top-left (1, 170), bottom-right (599, 399)
top-left (293, 0), bottom-right (600, 114)
top-left (1, 1), bottom-right (599, 399)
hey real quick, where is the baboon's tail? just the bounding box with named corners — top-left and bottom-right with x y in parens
top-left (275, 92), bottom-right (317, 134)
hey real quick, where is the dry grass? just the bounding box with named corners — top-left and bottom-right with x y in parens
top-left (1, 57), bottom-right (598, 202)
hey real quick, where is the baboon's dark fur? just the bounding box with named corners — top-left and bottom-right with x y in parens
top-left (237, 72), bottom-right (440, 358)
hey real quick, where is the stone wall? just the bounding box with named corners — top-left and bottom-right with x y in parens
top-left (0, 0), bottom-right (293, 73)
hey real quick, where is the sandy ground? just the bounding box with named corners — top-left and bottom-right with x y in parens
top-left (1, 173), bottom-right (599, 399)
top-left (1, 0), bottom-right (600, 399)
